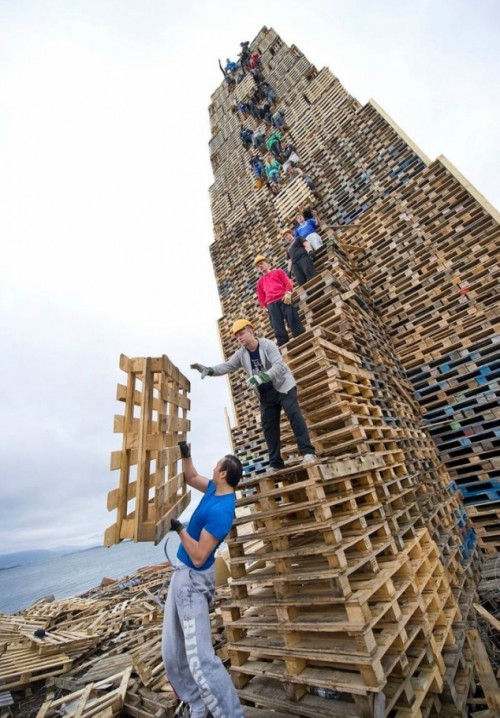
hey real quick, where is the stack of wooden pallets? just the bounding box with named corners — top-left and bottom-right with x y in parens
top-left (335, 157), bottom-right (500, 554)
top-left (206, 25), bottom-right (498, 717)
top-left (1, 566), bottom-right (180, 717)
top-left (224, 479), bottom-right (463, 716)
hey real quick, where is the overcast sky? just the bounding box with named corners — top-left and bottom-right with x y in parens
top-left (1, 0), bottom-right (498, 554)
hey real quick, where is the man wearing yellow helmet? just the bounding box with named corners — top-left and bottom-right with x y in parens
top-left (191, 321), bottom-right (316, 472)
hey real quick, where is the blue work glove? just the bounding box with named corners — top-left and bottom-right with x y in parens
top-left (190, 363), bottom-right (214, 379)
top-left (247, 371), bottom-right (271, 388)
top-left (170, 518), bottom-right (184, 534)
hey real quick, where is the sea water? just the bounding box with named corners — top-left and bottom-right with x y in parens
top-left (0, 540), bottom-right (167, 615)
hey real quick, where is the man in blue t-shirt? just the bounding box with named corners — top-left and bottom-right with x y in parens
top-left (162, 443), bottom-right (244, 718)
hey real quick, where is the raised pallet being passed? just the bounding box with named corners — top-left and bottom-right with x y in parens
top-left (104, 354), bottom-right (191, 546)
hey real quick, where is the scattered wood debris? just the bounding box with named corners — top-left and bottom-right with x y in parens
top-left (1, 564), bottom-right (179, 717)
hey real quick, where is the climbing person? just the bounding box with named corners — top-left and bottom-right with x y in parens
top-left (218, 58), bottom-right (236, 86)
top-left (238, 41), bottom-right (251, 71)
top-left (259, 81), bottom-right (277, 104)
top-left (260, 102), bottom-right (273, 125)
top-left (225, 58), bottom-right (239, 76)
top-left (191, 320), bottom-right (316, 472)
top-left (282, 144), bottom-right (316, 190)
top-left (271, 106), bottom-right (287, 130)
top-left (248, 99), bottom-right (261, 121)
top-left (283, 229), bottom-right (317, 286)
top-left (294, 210), bottom-right (323, 251)
top-left (250, 65), bottom-right (264, 83)
top-left (249, 51), bottom-right (261, 70)
top-left (264, 153), bottom-right (281, 191)
top-left (265, 129), bottom-right (283, 160)
top-left (282, 141), bottom-right (299, 174)
top-left (162, 442), bottom-right (244, 718)
top-left (271, 105), bottom-right (288, 131)
top-left (252, 126), bottom-right (266, 150)
top-left (240, 126), bottom-right (254, 150)
top-left (236, 101), bottom-right (250, 118)
top-left (254, 254), bottom-right (305, 346)
top-left (249, 154), bottom-right (265, 188)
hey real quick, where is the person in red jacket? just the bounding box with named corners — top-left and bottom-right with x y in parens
top-left (255, 254), bottom-right (305, 346)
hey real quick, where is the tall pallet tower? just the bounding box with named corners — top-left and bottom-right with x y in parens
top-left (208, 27), bottom-right (499, 717)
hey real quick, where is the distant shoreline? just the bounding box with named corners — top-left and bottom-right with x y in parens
top-left (0, 540), bottom-right (166, 615)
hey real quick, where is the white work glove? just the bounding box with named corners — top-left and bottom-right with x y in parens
top-left (283, 292), bottom-right (292, 305)
top-left (190, 363), bottom-right (213, 379)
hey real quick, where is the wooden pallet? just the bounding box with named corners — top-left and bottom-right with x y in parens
top-left (19, 628), bottom-right (97, 657)
top-left (36, 667), bottom-right (132, 717)
top-left (0, 644), bottom-right (72, 690)
top-left (104, 354), bottom-right (191, 546)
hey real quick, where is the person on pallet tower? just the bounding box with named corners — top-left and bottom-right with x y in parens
top-left (249, 154), bottom-right (265, 188)
top-left (294, 209), bottom-right (323, 251)
top-left (191, 319), bottom-right (317, 473)
top-left (260, 101), bottom-right (273, 125)
top-left (251, 126), bottom-right (266, 150)
top-left (252, 67), bottom-right (265, 83)
top-left (265, 129), bottom-right (283, 159)
top-left (249, 50), bottom-right (261, 71)
top-left (264, 153), bottom-right (281, 193)
top-left (270, 105), bottom-right (287, 131)
top-left (282, 142), bottom-right (316, 191)
top-left (258, 80), bottom-right (277, 105)
top-left (218, 59), bottom-right (235, 86)
top-left (254, 254), bottom-right (305, 345)
top-left (283, 229), bottom-right (318, 286)
top-left (162, 442), bottom-right (244, 718)
top-left (247, 98), bottom-right (262, 122)
top-left (239, 125), bottom-right (254, 150)
top-left (238, 41), bottom-right (251, 72)
top-left (224, 57), bottom-right (239, 76)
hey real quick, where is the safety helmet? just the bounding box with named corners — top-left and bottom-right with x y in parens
top-left (253, 254), bottom-right (268, 266)
top-left (232, 319), bottom-right (254, 335)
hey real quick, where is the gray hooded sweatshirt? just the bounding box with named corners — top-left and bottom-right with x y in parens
top-left (211, 337), bottom-right (295, 395)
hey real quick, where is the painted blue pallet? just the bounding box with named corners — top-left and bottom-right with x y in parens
top-left (459, 529), bottom-right (477, 562)
top-left (461, 490), bottom-right (500, 505)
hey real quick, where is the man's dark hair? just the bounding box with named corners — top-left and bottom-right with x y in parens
top-left (221, 454), bottom-right (243, 488)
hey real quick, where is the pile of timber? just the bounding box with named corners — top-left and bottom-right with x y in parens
top-left (1, 558), bottom-right (498, 718)
top-left (0, 565), bottom-right (178, 717)
top-left (339, 158), bottom-right (500, 554)
top-left (224, 328), bottom-right (483, 716)
top-left (0, 563), bottom-right (233, 718)
top-left (0, 562), bottom-right (356, 718)
top-left (206, 25), bottom-right (499, 717)
top-left (208, 25), bottom-right (499, 554)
